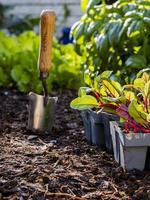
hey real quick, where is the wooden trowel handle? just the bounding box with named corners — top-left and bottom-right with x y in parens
top-left (38, 10), bottom-right (56, 79)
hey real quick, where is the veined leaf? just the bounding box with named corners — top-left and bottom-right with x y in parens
top-left (144, 80), bottom-right (150, 98)
top-left (136, 68), bottom-right (150, 78)
top-left (108, 20), bottom-right (123, 46)
top-left (100, 103), bottom-right (118, 115)
top-left (87, 21), bottom-right (101, 37)
top-left (127, 20), bottom-right (138, 37)
top-left (74, 22), bottom-right (85, 42)
top-left (128, 100), bottom-right (148, 126)
top-left (118, 18), bottom-right (132, 41)
top-left (70, 95), bottom-right (99, 110)
top-left (99, 85), bottom-right (107, 96)
top-left (94, 70), bottom-right (113, 91)
top-left (141, 72), bottom-right (150, 82)
top-left (133, 78), bottom-right (145, 90)
top-left (71, 21), bottom-right (81, 37)
top-left (95, 33), bottom-right (109, 58)
top-left (124, 90), bottom-right (136, 101)
top-left (102, 96), bottom-right (126, 104)
top-left (127, 20), bottom-right (142, 38)
top-left (116, 104), bottom-right (131, 120)
top-left (101, 78), bottom-right (122, 98)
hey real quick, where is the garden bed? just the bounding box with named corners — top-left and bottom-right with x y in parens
top-left (0, 89), bottom-right (150, 200)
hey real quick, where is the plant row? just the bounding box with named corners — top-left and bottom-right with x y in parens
top-left (71, 69), bottom-right (150, 133)
top-left (72, 0), bottom-right (150, 83)
top-left (0, 31), bottom-right (83, 93)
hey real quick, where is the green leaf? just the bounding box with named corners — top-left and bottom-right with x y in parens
top-left (125, 55), bottom-right (146, 69)
top-left (74, 22), bottom-right (85, 41)
top-left (96, 34), bottom-right (109, 58)
top-left (143, 17), bottom-right (150, 27)
top-left (87, 21), bottom-right (101, 37)
top-left (70, 95), bottom-right (99, 110)
top-left (124, 90), bottom-right (136, 101)
top-left (84, 70), bottom-right (92, 86)
top-left (108, 21), bottom-right (123, 46)
top-left (118, 18), bottom-right (132, 41)
top-left (137, 68), bottom-right (150, 78)
top-left (94, 70), bottom-right (113, 91)
top-left (87, 0), bottom-right (101, 11)
top-left (133, 78), bottom-right (145, 90)
top-left (101, 78), bottom-right (122, 98)
top-left (128, 100), bottom-right (148, 126)
top-left (100, 70), bottom-right (113, 79)
top-left (127, 20), bottom-right (142, 38)
top-left (125, 10), bottom-right (143, 19)
top-left (144, 80), bottom-right (150, 98)
top-left (80, 0), bottom-right (89, 13)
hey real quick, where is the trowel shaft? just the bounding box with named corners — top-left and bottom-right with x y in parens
top-left (38, 10), bottom-right (56, 103)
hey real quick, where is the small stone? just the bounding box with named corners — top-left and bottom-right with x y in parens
top-left (27, 135), bottom-right (38, 140)
top-left (101, 180), bottom-right (109, 189)
top-left (50, 140), bottom-right (57, 144)
top-left (49, 142), bottom-right (54, 147)
top-left (67, 122), bottom-right (78, 129)
top-left (4, 91), bottom-right (9, 96)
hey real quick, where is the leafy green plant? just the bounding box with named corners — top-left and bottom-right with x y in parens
top-left (70, 70), bottom-right (123, 113)
top-left (0, 31), bottom-right (83, 92)
top-left (118, 69), bottom-right (150, 133)
top-left (71, 0), bottom-right (150, 81)
top-left (70, 68), bottom-right (150, 133)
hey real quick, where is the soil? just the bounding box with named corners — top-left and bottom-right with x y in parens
top-left (0, 89), bottom-right (150, 200)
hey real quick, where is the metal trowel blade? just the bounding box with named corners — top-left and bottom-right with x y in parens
top-left (28, 92), bottom-right (58, 133)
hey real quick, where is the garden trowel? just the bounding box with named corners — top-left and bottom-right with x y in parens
top-left (28, 10), bottom-right (58, 133)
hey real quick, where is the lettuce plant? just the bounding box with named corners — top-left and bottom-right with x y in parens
top-left (0, 31), bottom-right (83, 92)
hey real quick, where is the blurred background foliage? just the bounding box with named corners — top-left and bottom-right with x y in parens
top-left (72, 0), bottom-right (150, 84)
top-left (0, 31), bottom-right (83, 93)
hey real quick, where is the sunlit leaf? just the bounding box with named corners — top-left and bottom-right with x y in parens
top-left (101, 78), bottom-right (122, 98)
top-left (128, 100), bottom-right (148, 126)
top-left (70, 95), bottom-right (99, 110)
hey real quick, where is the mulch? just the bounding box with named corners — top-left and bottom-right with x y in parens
top-left (0, 88), bottom-right (150, 200)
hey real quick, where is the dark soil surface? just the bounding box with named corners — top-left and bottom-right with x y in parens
top-left (0, 89), bottom-right (150, 200)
